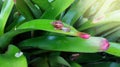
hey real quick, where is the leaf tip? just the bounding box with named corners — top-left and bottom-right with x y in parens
top-left (100, 39), bottom-right (110, 51)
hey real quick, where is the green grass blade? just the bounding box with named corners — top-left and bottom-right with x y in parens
top-left (0, 0), bottom-right (14, 36)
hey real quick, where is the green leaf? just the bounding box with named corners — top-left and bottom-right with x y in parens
top-left (106, 42), bottom-right (120, 57)
top-left (106, 29), bottom-right (120, 42)
top-left (5, 15), bottom-right (25, 31)
top-left (41, 0), bottom-right (74, 19)
top-left (15, 0), bottom-right (33, 20)
top-left (62, 0), bottom-right (96, 25)
top-left (0, 0), bottom-right (14, 36)
top-left (93, 0), bottom-right (114, 18)
top-left (17, 19), bottom-right (78, 36)
top-left (79, 10), bottom-right (120, 30)
top-left (0, 45), bottom-right (27, 67)
top-left (0, 19), bottom-right (78, 50)
top-left (31, 0), bottom-right (51, 10)
top-left (24, 0), bottom-right (42, 18)
top-left (19, 36), bottom-right (108, 52)
top-left (83, 0), bottom-right (105, 18)
top-left (87, 22), bottom-right (120, 36)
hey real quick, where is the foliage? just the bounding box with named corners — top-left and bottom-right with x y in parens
top-left (0, 0), bottom-right (120, 67)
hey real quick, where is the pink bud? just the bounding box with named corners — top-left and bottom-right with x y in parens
top-left (100, 39), bottom-right (110, 51)
top-left (78, 32), bottom-right (90, 39)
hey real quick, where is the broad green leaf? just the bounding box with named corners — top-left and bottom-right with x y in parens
top-left (24, 0), bottom-right (42, 18)
top-left (41, 0), bottom-right (74, 19)
top-left (79, 10), bottom-right (120, 31)
top-left (0, 0), bottom-right (14, 36)
top-left (15, 0), bottom-right (33, 20)
top-left (31, 0), bottom-right (51, 10)
top-left (17, 19), bottom-right (78, 36)
top-left (84, 62), bottom-right (120, 67)
top-left (106, 42), bottom-right (120, 57)
top-left (0, 19), bottom-right (78, 49)
top-left (0, 45), bottom-right (27, 67)
top-left (62, 0), bottom-right (96, 25)
top-left (19, 36), bottom-right (108, 52)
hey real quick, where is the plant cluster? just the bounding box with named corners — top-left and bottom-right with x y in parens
top-left (0, 0), bottom-right (120, 67)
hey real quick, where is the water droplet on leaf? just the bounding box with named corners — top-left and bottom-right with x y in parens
top-left (15, 52), bottom-right (23, 58)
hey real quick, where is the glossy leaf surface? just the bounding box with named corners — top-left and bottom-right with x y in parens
top-left (19, 36), bottom-right (108, 52)
top-left (0, 45), bottom-right (27, 67)
top-left (0, 0), bottom-right (14, 36)
top-left (0, 19), bottom-right (78, 49)
top-left (17, 19), bottom-right (78, 36)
